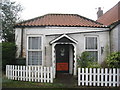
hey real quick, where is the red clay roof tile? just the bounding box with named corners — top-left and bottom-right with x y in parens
top-left (16, 14), bottom-right (106, 28)
top-left (97, 1), bottom-right (120, 25)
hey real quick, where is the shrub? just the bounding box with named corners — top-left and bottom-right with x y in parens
top-left (2, 42), bottom-right (16, 71)
top-left (87, 62), bottom-right (101, 68)
top-left (16, 57), bottom-right (26, 65)
top-left (100, 60), bottom-right (108, 68)
top-left (77, 51), bottom-right (90, 68)
top-left (106, 52), bottom-right (120, 68)
top-left (77, 51), bottom-right (96, 68)
top-left (77, 51), bottom-right (101, 68)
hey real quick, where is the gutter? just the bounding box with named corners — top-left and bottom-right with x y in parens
top-left (45, 29), bottom-right (110, 36)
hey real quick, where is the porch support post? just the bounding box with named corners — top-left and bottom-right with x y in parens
top-left (72, 44), bottom-right (77, 75)
top-left (52, 43), bottom-right (56, 78)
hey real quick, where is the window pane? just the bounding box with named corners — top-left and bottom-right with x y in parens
top-left (88, 51), bottom-right (98, 62)
top-left (28, 51), bottom-right (42, 65)
top-left (28, 37), bottom-right (41, 49)
top-left (86, 37), bottom-right (97, 49)
top-left (29, 37), bottom-right (32, 49)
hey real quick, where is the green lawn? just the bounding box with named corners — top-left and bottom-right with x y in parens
top-left (2, 75), bottom-right (120, 89)
top-left (2, 77), bottom-right (65, 88)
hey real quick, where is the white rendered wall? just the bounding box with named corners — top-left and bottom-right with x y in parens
top-left (15, 27), bottom-right (110, 66)
top-left (110, 25), bottom-right (119, 52)
top-left (15, 28), bottom-right (21, 58)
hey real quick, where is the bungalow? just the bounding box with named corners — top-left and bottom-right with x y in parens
top-left (15, 14), bottom-right (110, 76)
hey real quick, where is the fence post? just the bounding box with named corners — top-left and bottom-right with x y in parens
top-left (44, 67), bottom-right (46, 82)
top-left (23, 66), bottom-right (25, 81)
top-left (108, 68), bottom-right (112, 86)
top-left (7, 65), bottom-right (9, 79)
top-left (101, 68), bottom-right (104, 86)
top-left (97, 68), bottom-right (100, 86)
top-left (25, 66), bottom-right (28, 81)
top-left (38, 66), bottom-right (40, 82)
top-left (10, 65), bottom-right (12, 79)
top-left (12, 65), bottom-right (14, 80)
top-left (14, 66), bottom-right (17, 80)
top-left (28, 66), bottom-right (31, 81)
top-left (50, 67), bottom-right (53, 83)
top-left (20, 66), bottom-right (23, 81)
top-left (85, 68), bottom-right (88, 86)
top-left (46, 67), bottom-right (49, 83)
top-left (34, 66), bottom-right (37, 82)
top-left (89, 68), bottom-right (92, 86)
top-left (82, 68), bottom-right (84, 86)
top-left (105, 68), bottom-right (108, 86)
top-left (40, 66), bottom-right (43, 82)
top-left (93, 68), bottom-right (96, 86)
top-left (113, 68), bottom-right (116, 86)
top-left (18, 66), bottom-right (19, 80)
top-left (117, 68), bottom-right (119, 86)
top-left (78, 68), bottom-right (80, 86)
top-left (31, 66), bottom-right (34, 82)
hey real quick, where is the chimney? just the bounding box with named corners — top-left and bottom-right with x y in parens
top-left (97, 7), bottom-right (103, 18)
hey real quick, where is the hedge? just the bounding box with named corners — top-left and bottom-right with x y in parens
top-left (2, 42), bottom-right (16, 71)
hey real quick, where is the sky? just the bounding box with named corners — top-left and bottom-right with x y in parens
top-left (11, 0), bottom-right (119, 21)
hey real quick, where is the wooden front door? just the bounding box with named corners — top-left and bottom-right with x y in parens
top-left (56, 44), bottom-right (69, 73)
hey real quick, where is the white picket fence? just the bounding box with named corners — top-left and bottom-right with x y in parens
top-left (78, 68), bottom-right (120, 87)
top-left (6, 65), bottom-right (53, 83)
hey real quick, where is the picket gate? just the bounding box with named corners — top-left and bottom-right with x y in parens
top-left (6, 65), bottom-right (53, 83)
top-left (78, 68), bottom-right (120, 87)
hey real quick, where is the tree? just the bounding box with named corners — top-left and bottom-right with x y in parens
top-left (2, 1), bottom-right (22, 42)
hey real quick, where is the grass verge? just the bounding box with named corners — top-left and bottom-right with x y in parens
top-left (2, 74), bottom-right (120, 89)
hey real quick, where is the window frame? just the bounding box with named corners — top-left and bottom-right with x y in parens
top-left (26, 35), bottom-right (43, 66)
top-left (84, 35), bottom-right (99, 62)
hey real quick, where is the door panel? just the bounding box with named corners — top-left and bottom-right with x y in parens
top-left (56, 44), bottom-right (69, 73)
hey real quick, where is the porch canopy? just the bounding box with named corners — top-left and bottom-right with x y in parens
top-left (50, 34), bottom-right (78, 78)
top-left (50, 34), bottom-right (78, 44)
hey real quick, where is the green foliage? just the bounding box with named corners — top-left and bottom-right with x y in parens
top-left (77, 51), bottom-right (101, 68)
top-left (106, 52), bottom-right (120, 68)
top-left (100, 60), bottom-right (108, 68)
top-left (2, 1), bottom-right (22, 42)
top-left (87, 62), bottom-right (101, 68)
top-left (2, 42), bottom-right (16, 71)
top-left (77, 51), bottom-right (90, 68)
top-left (77, 51), bottom-right (94, 68)
top-left (16, 58), bottom-right (26, 65)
